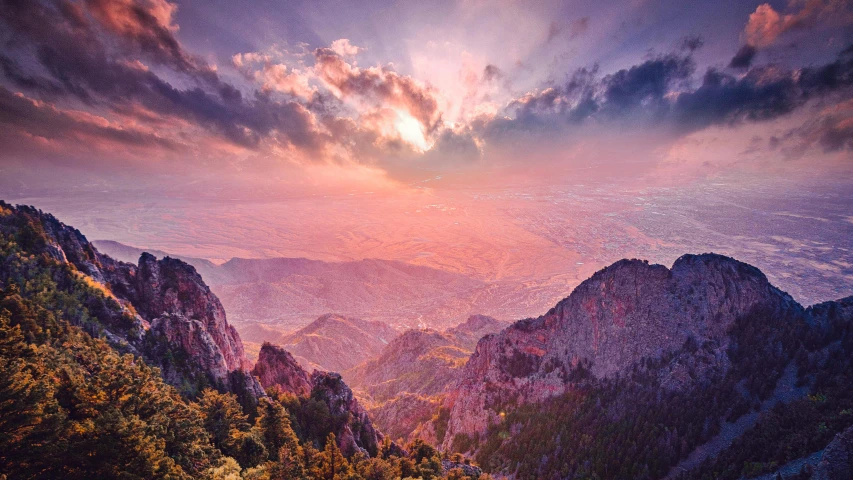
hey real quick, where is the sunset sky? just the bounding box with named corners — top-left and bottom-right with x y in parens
top-left (1, 0), bottom-right (852, 305)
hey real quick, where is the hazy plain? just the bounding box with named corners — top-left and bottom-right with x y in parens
top-left (10, 172), bottom-right (852, 329)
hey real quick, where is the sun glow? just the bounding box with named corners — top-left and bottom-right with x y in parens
top-left (394, 111), bottom-right (431, 152)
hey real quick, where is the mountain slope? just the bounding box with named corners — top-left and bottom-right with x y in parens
top-left (431, 255), bottom-right (853, 479)
top-left (273, 313), bottom-right (399, 372)
top-left (0, 203), bottom-right (259, 396)
top-left (94, 240), bottom-right (489, 330)
top-left (0, 201), bottom-right (482, 479)
top-left (346, 315), bottom-right (505, 441)
top-left (441, 255), bottom-right (797, 449)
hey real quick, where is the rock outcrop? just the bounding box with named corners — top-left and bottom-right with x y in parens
top-left (446, 314), bottom-right (507, 349)
top-left (132, 253), bottom-right (251, 372)
top-left (1, 204), bottom-right (257, 393)
top-left (251, 342), bottom-right (312, 396)
top-left (440, 254), bottom-right (799, 450)
top-left (814, 424), bottom-right (853, 480)
top-left (346, 315), bottom-right (505, 442)
top-left (311, 371), bottom-right (384, 456)
top-left (252, 342), bottom-right (384, 456)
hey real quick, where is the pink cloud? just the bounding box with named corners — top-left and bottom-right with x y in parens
top-left (744, 0), bottom-right (853, 48)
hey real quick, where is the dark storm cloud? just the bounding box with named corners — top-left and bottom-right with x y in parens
top-left (0, 85), bottom-right (179, 150)
top-left (729, 45), bottom-right (757, 69)
top-left (487, 45), bottom-right (853, 139)
top-left (0, 0), bottom-right (325, 150)
top-left (83, 0), bottom-right (208, 77)
top-left (680, 35), bottom-right (704, 52)
top-left (816, 117), bottom-right (853, 151)
top-left (600, 54), bottom-right (694, 113)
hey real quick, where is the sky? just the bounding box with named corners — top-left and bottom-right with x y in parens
top-left (0, 0), bottom-right (852, 306)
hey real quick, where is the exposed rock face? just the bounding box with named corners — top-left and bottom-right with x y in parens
top-left (441, 460), bottom-right (483, 478)
top-left (814, 424), bottom-right (853, 480)
top-left (132, 253), bottom-right (250, 373)
top-left (3, 204), bottom-right (256, 393)
top-left (347, 329), bottom-right (469, 403)
top-left (279, 313), bottom-right (398, 373)
top-left (441, 254), bottom-right (798, 450)
top-left (311, 371), bottom-right (383, 457)
top-left (346, 315), bottom-right (505, 442)
top-left (368, 393), bottom-right (442, 443)
top-left (251, 342), bottom-right (312, 396)
top-left (446, 314), bottom-right (507, 349)
top-left (252, 342), bottom-right (384, 456)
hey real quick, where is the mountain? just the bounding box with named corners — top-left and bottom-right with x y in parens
top-left (0, 203), bottom-right (260, 396)
top-left (251, 342), bottom-right (384, 456)
top-left (429, 254), bottom-right (853, 479)
top-left (245, 313), bottom-right (399, 372)
top-left (93, 240), bottom-right (572, 334)
top-left (346, 315), bottom-right (506, 442)
top-left (93, 240), bottom-right (488, 331)
top-left (0, 201), bottom-right (481, 479)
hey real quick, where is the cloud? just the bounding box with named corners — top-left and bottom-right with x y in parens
top-left (569, 17), bottom-right (590, 39)
top-left (502, 45), bottom-right (853, 131)
top-left (546, 17), bottom-right (589, 43)
top-left (0, 85), bottom-right (180, 156)
top-left (0, 0), bottom-right (326, 152)
top-left (84, 0), bottom-right (206, 75)
top-left (313, 47), bottom-right (441, 134)
top-left (680, 35), bottom-right (705, 52)
top-left (232, 53), bottom-right (316, 99)
top-left (744, 0), bottom-right (853, 48)
top-left (483, 64), bottom-right (503, 82)
top-left (330, 39), bottom-right (363, 57)
top-left (729, 45), bottom-right (757, 69)
top-left (779, 99), bottom-right (853, 154)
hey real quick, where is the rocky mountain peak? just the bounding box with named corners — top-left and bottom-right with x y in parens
top-left (310, 370), bottom-right (384, 456)
top-left (0, 203), bottom-right (255, 393)
top-left (251, 342), bottom-right (312, 396)
top-left (440, 253), bottom-right (801, 450)
top-left (252, 341), bottom-right (385, 456)
top-left (132, 252), bottom-right (252, 378)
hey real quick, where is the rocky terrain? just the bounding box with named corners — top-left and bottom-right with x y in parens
top-left (346, 315), bottom-right (505, 441)
top-left (5, 205), bottom-right (260, 395)
top-left (0, 201), bottom-right (480, 479)
top-left (250, 342), bottom-right (312, 396)
top-left (408, 254), bottom-right (853, 480)
top-left (94, 240), bottom-right (494, 331)
top-left (269, 313), bottom-right (399, 372)
top-left (251, 342), bottom-right (384, 456)
top-left (440, 254), bottom-right (798, 450)
top-left (8, 202), bottom-right (853, 479)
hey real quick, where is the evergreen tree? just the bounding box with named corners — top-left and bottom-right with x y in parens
top-left (313, 433), bottom-right (354, 480)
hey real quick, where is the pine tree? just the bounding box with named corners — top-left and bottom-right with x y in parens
top-left (314, 433), bottom-right (354, 480)
top-left (199, 388), bottom-right (250, 459)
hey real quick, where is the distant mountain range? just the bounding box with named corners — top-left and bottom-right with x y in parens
top-left (346, 314), bottom-right (507, 442)
top-left (3, 205), bottom-right (851, 479)
top-left (93, 239), bottom-right (568, 333)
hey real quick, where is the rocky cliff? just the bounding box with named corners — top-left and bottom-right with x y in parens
top-left (251, 342), bottom-right (312, 396)
top-left (252, 342), bottom-right (384, 456)
top-left (346, 315), bottom-right (505, 442)
top-left (1, 203), bottom-right (258, 394)
top-left (441, 254), bottom-right (799, 450)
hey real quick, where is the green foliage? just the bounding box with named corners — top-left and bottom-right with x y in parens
top-left (0, 291), bottom-right (216, 479)
top-left (470, 305), bottom-right (852, 480)
top-left (0, 202), bottom-right (477, 479)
